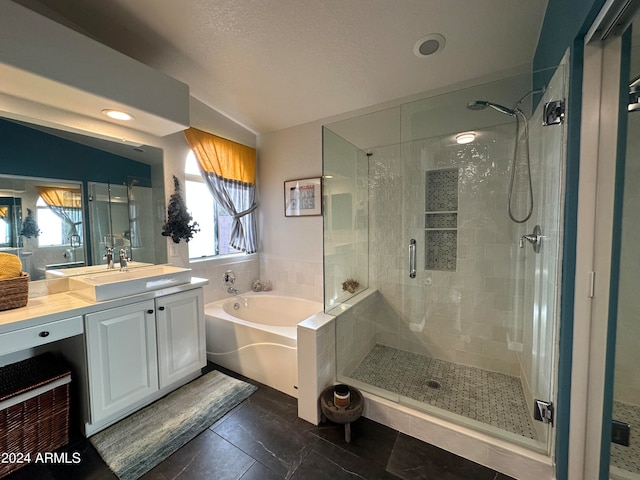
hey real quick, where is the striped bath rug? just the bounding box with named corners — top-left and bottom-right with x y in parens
top-left (90, 370), bottom-right (257, 480)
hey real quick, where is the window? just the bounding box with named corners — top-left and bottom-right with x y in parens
top-left (0, 207), bottom-right (9, 247)
top-left (36, 196), bottom-right (64, 246)
top-left (185, 151), bottom-right (240, 259)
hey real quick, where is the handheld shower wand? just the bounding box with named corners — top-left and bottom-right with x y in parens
top-left (466, 87), bottom-right (545, 223)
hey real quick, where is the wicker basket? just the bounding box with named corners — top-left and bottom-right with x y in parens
top-left (0, 353), bottom-right (71, 478)
top-left (0, 272), bottom-right (29, 311)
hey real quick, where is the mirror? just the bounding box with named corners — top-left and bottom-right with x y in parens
top-left (87, 181), bottom-right (158, 266)
top-left (0, 117), bottom-right (167, 281)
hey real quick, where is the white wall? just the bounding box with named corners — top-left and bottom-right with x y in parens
top-left (257, 121), bottom-right (324, 301)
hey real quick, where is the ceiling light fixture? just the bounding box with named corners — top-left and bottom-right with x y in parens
top-left (102, 109), bottom-right (134, 121)
top-left (413, 33), bottom-right (446, 58)
top-left (455, 132), bottom-right (476, 144)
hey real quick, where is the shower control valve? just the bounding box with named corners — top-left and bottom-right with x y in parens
top-left (519, 225), bottom-right (542, 253)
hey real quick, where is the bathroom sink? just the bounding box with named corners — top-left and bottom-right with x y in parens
top-left (45, 262), bottom-right (154, 278)
top-left (68, 265), bottom-right (192, 301)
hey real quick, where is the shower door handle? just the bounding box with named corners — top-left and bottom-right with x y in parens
top-left (409, 239), bottom-right (417, 278)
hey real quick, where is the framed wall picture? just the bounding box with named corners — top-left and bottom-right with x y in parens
top-left (284, 177), bottom-right (322, 217)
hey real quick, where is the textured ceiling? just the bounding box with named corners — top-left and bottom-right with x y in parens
top-left (21, 0), bottom-right (547, 134)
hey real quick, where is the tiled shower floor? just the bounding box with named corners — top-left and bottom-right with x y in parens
top-left (348, 344), bottom-right (538, 440)
top-left (611, 400), bottom-right (640, 476)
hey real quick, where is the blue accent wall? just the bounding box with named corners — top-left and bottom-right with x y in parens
top-left (0, 118), bottom-right (151, 186)
top-left (534, 0), bottom-right (605, 72)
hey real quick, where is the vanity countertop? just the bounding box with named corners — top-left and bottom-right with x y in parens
top-left (0, 277), bottom-right (208, 335)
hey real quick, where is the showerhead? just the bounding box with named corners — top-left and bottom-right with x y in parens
top-left (467, 100), bottom-right (489, 111)
top-left (467, 100), bottom-right (516, 116)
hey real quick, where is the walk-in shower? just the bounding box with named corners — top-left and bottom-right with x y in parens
top-left (323, 68), bottom-right (566, 461)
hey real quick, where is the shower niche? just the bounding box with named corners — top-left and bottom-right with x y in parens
top-left (424, 168), bottom-right (458, 271)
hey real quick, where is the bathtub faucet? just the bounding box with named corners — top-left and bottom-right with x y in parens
top-left (223, 269), bottom-right (238, 295)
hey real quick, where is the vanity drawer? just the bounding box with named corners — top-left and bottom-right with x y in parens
top-left (0, 316), bottom-right (83, 356)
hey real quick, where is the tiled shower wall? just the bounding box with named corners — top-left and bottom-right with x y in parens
top-left (368, 128), bottom-right (525, 376)
top-left (363, 69), bottom-right (566, 392)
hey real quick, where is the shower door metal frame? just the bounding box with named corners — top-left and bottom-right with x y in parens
top-left (567, 24), bottom-right (630, 480)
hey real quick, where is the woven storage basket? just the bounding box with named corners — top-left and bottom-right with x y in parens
top-left (0, 272), bottom-right (29, 311)
top-left (0, 352), bottom-right (71, 479)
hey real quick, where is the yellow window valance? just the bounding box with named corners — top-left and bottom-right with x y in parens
top-left (35, 186), bottom-right (82, 208)
top-left (0, 206), bottom-right (8, 220)
top-left (183, 127), bottom-right (256, 185)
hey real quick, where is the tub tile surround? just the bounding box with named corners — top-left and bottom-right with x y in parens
top-left (260, 254), bottom-right (323, 302)
top-left (189, 255), bottom-right (259, 303)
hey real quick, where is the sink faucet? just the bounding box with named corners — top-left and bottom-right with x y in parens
top-left (119, 248), bottom-right (130, 271)
top-left (103, 247), bottom-right (114, 269)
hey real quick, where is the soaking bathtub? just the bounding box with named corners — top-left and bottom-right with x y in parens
top-left (204, 292), bottom-right (324, 397)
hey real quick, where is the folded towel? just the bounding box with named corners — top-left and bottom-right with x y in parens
top-left (0, 253), bottom-right (22, 279)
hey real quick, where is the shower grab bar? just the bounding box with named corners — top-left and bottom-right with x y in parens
top-left (409, 239), bottom-right (417, 278)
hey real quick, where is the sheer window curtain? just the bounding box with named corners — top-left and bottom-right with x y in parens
top-left (183, 128), bottom-right (258, 254)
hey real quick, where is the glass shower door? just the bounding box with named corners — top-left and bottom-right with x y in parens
top-left (325, 66), bottom-right (566, 454)
top-left (387, 67), bottom-right (565, 451)
top-left (609, 31), bottom-right (640, 478)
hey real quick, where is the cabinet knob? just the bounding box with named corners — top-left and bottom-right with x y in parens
top-left (158, 306), bottom-right (165, 311)
top-left (39, 331), bottom-right (50, 338)
top-left (147, 309), bottom-right (154, 314)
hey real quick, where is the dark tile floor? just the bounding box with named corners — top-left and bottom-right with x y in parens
top-left (5, 364), bottom-right (514, 480)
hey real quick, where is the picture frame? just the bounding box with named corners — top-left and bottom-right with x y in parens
top-left (284, 177), bottom-right (322, 217)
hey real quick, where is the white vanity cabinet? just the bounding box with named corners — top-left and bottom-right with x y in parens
top-left (83, 287), bottom-right (206, 432)
top-left (156, 288), bottom-right (205, 389)
top-left (85, 300), bottom-right (159, 423)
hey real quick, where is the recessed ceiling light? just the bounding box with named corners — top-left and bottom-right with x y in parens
top-left (102, 109), bottom-right (134, 121)
top-left (413, 33), bottom-right (446, 58)
top-left (456, 132), bottom-right (476, 144)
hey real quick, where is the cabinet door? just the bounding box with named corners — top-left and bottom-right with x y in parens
top-left (85, 300), bottom-right (158, 422)
top-left (156, 288), bottom-right (205, 388)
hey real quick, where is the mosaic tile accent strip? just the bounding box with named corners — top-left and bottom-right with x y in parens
top-left (611, 400), bottom-right (640, 475)
top-left (425, 168), bottom-right (458, 212)
top-left (349, 344), bottom-right (537, 440)
top-left (425, 213), bottom-right (457, 229)
top-left (425, 230), bottom-right (457, 271)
